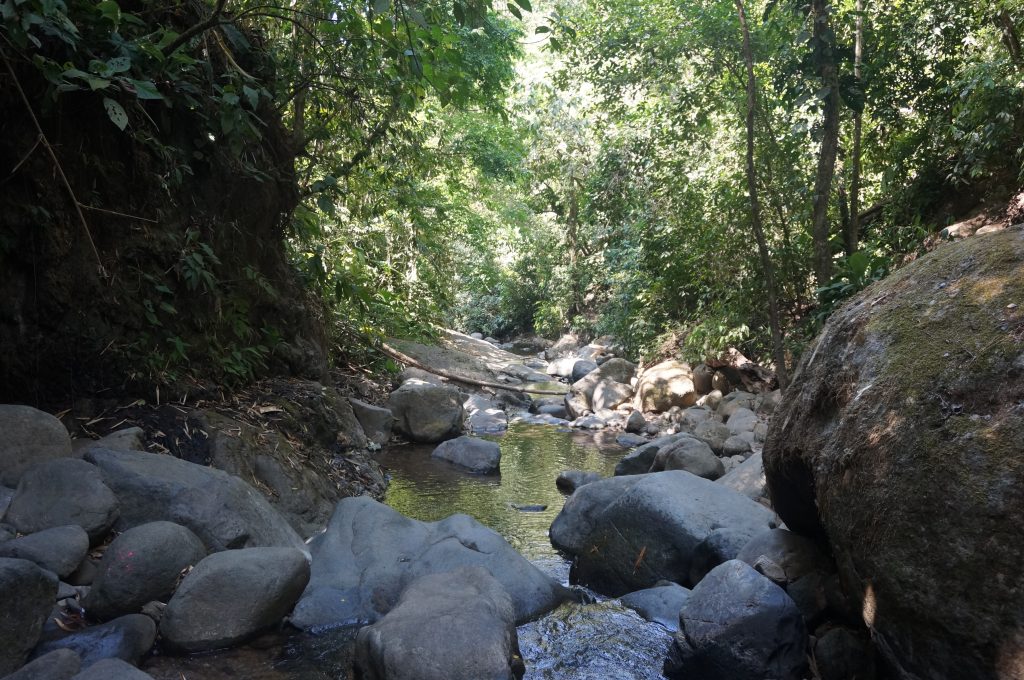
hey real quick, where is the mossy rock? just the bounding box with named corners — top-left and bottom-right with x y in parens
top-left (764, 227), bottom-right (1024, 680)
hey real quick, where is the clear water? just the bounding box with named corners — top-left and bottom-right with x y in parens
top-left (145, 422), bottom-right (673, 680)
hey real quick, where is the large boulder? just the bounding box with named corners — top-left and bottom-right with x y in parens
top-left (431, 436), bottom-right (501, 475)
top-left (83, 522), bottom-right (206, 621)
top-left (571, 359), bottom-right (599, 383)
top-left (664, 560), bottom-right (807, 680)
top-left (634, 361), bottom-right (698, 412)
top-left (651, 437), bottom-right (724, 480)
top-left (32, 614), bottom-right (156, 669)
top-left (2, 649), bottom-right (81, 680)
top-left (565, 359), bottom-right (637, 418)
top-left (549, 471), bottom-right (777, 595)
top-left (619, 582), bottom-right (691, 631)
top-left (763, 229), bottom-right (1024, 679)
top-left (160, 547), bottom-right (310, 652)
top-left (0, 406), bottom-right (72, 487)
top-left (614, 433), bottom-right (691, 476)
top-left (592, 379), bottom-right (633, 411)
top-left (0, 525), bottom-right (89, 578)
top-left (386, 382), bottom-right (464, 443)
top-left (716, 451), bottom-right (766, 500)
top-left (0, 558), bottom-right (57, 675)
top-left (4, 459), bottom-right (119, 543)
top-left (82, 448), bottom-right (305, 552)
top-left (290, 497), bottom-right (565, 630)
top-left (349, 398), bottom-right (393, 447)
top-left (354, 567), bottom-right (524, 680)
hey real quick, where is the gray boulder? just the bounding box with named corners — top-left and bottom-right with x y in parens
top-left (718, 391), bottom-right (756, 419)
top-left (0, 558), bottom-right (58, 675)
top-left (386, 382), bottom-right (464, 443)
top-left (0, 486), bottom-right (14, 519)
top-left (431, 437), bottom-right (501, 475)
top-left (592, 379), bottom-right (632, 411)
top-left (33, 614), bottom-right (156, 668)
top-left (614, 433), bottom-right (691, 476)
top-left (722, 435), bottom-right (753, 457)
top-left (716, 452), bottom-right (765, 500)
top-left (625, 411), bottom-right (647, 433)
top-left (619, 582), bottom-right (691, 631)
top-left (464, 395), bottom-right (508, 434)
top-left (83, 522), bottom-right (206, 621)
top-left (571, 415), bottom-right (606, 430)
top-left (0, 406), bottom-right (72, 487)
top-left (536, 403), bottom-right (567, 419)
top-left (354, 567), bottom-right (524, 680)
top-left (545, 357), bottom-right (577, 378)
top-left (555, 470), bottom-right (602, 493)
top-left (664, 560), bottom-right (807, 680)
top-left (570, 360), bottom-right (598, 383)
top-left (680, 407), bottom-right (714, 432)
top-left (615, 433), bottom-right (647, 448)
top-left (736, 529), bottom-right (833, 585)
top-left (814, 627), bottom-right (876, 680)
top-left (73, 428), bottom-right (145, 458)
top-left (290, 497), bottom-right (565, 630)
top-left (688, 527), bottom-right (756, 585)
top-left (565, 358), bottom-right (637, 418)
top-left (349, 399), bottom-right (394, 447)
top-left (2, 649), bottom-right (80, 680)
top-left (726, 407), bottom-right (759, 435)
top-left (692, 420), bottom-right (731, 455)
top-left (651, 437), bottom-right (724, 480)
top-left (82, 449), bottom-right (304, 552)
top-left (0, 526), bottom-right (89, 578)
top-left (5, 459), bottom-right (119, 543)
top-left (550, 471), bottom-right (777, 595)
top-left (70, 658), bottom-right (153, 679)
top-left (692, 364), bottom-right (714, 394)
top-left (160, 547), bottom-right (310, 652)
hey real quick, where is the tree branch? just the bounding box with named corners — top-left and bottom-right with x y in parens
top-left (162, 0), bottom-right (229, 56)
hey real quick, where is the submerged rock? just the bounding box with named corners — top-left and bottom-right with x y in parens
top-left (431, 436), bottom-right (501, 475)
top-left (69, 658), bottom-right (154, 679)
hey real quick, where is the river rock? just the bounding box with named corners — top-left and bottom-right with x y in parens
top-left (736, 529), bottom-right (833, 585)
top-left (0, 406), bottom-right (72, 487)
top-left (536, 403), bottom-right (567, 419)
top-left (550, 471), bottom-right (777, 595)
top-left (398, 367), bottom-right (442, 385)
top-left (386, 382), bottom-right (464, 443)
top-left (73, 428), bottom-right (145, 458)
top-left (555, 470), bottom-right (602, 493)
top-left (625, 411), bottom-right (647, 433)
top-left (69, 658), bottom-right (154, 679)
top-left (83, 522), bottom-right (206, 621)
top-left (464, 395), bottom-right (508, 434)
top-left (82, 448), bottom-right (304, 553)
top-left (722, 435), bottom-right (752, 457)
top-left (545, 357), bottom-right (577, 378)
top-left (0, 558), bottom-right (57, 675)
top-left (619, 582), bottom-right (691, 631)
top-left (692, 420), bottom-right (731, 455)
top-left (615, 432), bottom-right (647, 448)
top-left (716, 452), bottom-right (765, 500)
top-left (349, 399), bottom-right (393, 447)
top-left (431, 436), bottom-right (501, 475)
top-left (0, 526), bottom-right (89, 578)
top-left (651, 437), bottom-right (724, 480)
top-left (571, 359), bottom-right (598, 383)
top-left (692, 364), bottom-right (714, 394)
top-left (718, 391), bottom-right (756, 419)
top-left (634, 361), bottom-right (698, 412)
top-left (614, 433), bottom-right (691, 476)
top-left (572, 415), bottom-right (606, 430)
top-left (33, 614), bottom-right (156, 668)
top-left (687, 527), bottom-right (756, 585)
top-left (160, 547), bottom-right (309, 652)
top-left (725, 407), bottom-right (758, 435)
top-left (756, 390), bottom-right (783, 416)
top-left (664, 560), bottom-right (806, 680)
top-left (592, 379), bottom-right (632, 411)
top-left (353, 567), bottom-right (524, 680)
top-left (565, 358), bottom-right (637, 418)
top-left (814, 627), bottom-right (876, 680)
top-left (4, 459), bottom-right (119, 543)
top-left (2, 649), bottom-right (80, 680)
top-left (290, 497), bottom-right (565, 629)
top-left (763, 230), bottom-right (1024, 678)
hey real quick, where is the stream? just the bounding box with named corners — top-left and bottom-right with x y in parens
top-left (145, 422), bottom-right (673, 679)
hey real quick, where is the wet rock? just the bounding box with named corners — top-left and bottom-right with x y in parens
top-left (83, 449), bottom-right (304, 552)
top-left (570, 360), bottom-right (598, 383)
top-left (625, 411), bottom-right (647, 433)
top-left (33, 614), bottom-right (156, 668)
top-left (555, 470), bottom-right (602, 493)
top-left (716, 452), bottom-right (765, 500)
top-left (464, 395), bottom-right (508, 434)
top-left (5, 459), bottom-right (119, 543)
top-left (592, 379), bottom-right (632, 411)
top-left (0, 406), bottom-right (72, 487)
top-left (349, 399), bottom-right (393, 447)
top-left (737, 529), bottom-right (833, 585)
top-left (687, 527), bottom-right (757, 585)
top-left (73, 428), bottom-right (145, 458)
top-left (83, 522), bottom-right (206, 621)
top-left (615, 433), bottom-right (647, 449)
top-left (431, 437), bottom-right (501, 475)
top-left (386, 382), bottom-right (464, 443)
top-left (814, 626), bottom-right (876, 680)
top-left (2, 649), bottom-right (80, 680)
top-left (290, 497), bottom-right (566, 630)
top-left (0, 558), bottom-right (58, 675)
top-left (160, 547), bottom-right (309, 653)
top-left (354, 567), bottom-right (524, 680)
top-left (550, 471), bottom-right (777, 595)
top-left (536, 403), bottom-right (568, 419)
top-left (619, 582), bottom-right (691, 631)
top-left (651, 437), bottom-right (724, 480)
top-left (664, 560), bottom-right (807, 680)
top-left (0, 526), bottom-right (89, 578)
top-left (69, 658), bottom-right (154, 679)
top-left (571, 415), bottom-right (606, 430)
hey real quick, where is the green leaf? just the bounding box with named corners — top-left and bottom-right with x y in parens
top-left (513, 0), bottom-right (531, 12)
top-left (128, 79), bottom-right (163, 99)
top-left (106, 56), bottom-right (131, 74)
top-left (535, 25), bottom-right (550, 33)
top-left (97, 0), bottom-right (120, 24)
top-left (103, 97), bottom-right (128, 130)
top-left (242, 85), bottom-right (259, 109)
top-left (506, 2), bottom-right (521, 19)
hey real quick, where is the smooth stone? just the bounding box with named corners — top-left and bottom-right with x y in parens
top-left (737, 529), bottom-right (833, 585)
top-left (619, 582), bottom-right (692, 631)
top-left (0, 526), bottom-right (89, 578)
top-left (625, 411), bottom-right (647, 433)
top-left (0, 558), bottom-right (58, 675)
top-left (688, 527), bottom-right (755, 585)
top-left (386, 382), bottom-right (464, 443)
top-left (73, 429), bottom-right (145, 458)
top-left (349, 398), bottom-right (394, 447)
top-left (716, 452), bottom-right (766, 500)
top-left (69, 658), bottom-right (154, 679)
top-left (651, 436), bottom-right (724, 480)
top-left (33, 614), bottom-right (156, 668)
top-left (1, 649), bottom-right (81, 680)
top-left (5, 459), bottom-right (119, 543)
top-left (616, 432), bottom-right (647, 449)
top-left (555, 470), bottom-right (602, 493)
top-left (570, 360), bottom-right (599, 383)
top-left (431, 436), bottom-right (501, 475)
top-left (723, 435), bottom-right (753, 457)
top-left (614, 433), bottom-right (694, 476)
top-left (0, 406), bottom-right (72, 487)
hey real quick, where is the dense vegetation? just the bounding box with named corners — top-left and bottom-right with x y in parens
top-left (2, 0), bottom-right (1021, 391)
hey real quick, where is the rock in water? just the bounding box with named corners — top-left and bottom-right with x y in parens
top-left (354, 567), bottom-right (524, 680)
top-left (619, 582), bottom-right (691, 631)
top-left (763, 228), bottom-right (1024, 679)
top-left (0, 405), bottom-right (72, 486)
top-left (555, 470), bottom-right (602, 493)
top-left (290, 497), bottom-right (565, 630)
top-left (32, 614), bottom-right (156, 668)
top-left (386, 382), bottom-right (464, 443)
top-left (160, 547), bottom-right (310, 652)
top-left (5, 459), bottom-right (119, 542)
top-left (0, 558), bottom-right (58, 675)
top-left (431, 436), bottom-right (501, 474)
top-left (82, 448), bottom-right (305, 552)
top-left (664, 560), bottom-right (807, 680)
top-left (549, 471), bottom-right (776, 596)
top-left (83, 522), bottom-right (206, 621)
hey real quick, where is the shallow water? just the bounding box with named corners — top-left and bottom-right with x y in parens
top-left (146, 422), bottom-right (672, 680)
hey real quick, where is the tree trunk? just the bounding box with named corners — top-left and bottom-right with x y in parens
top-left (996, 9), bottom-right (1024, 70)
top-left (734, 0), bottom-right (789, 389)
top-left (847, 0), bottom-right (864, 256)
top-left (810, 0), bottom-right (841, 284)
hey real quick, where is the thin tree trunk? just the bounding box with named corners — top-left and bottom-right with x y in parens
top-left (996, 9), bottom-right (1024, 69)
top-left (847, 0), bottom-right (864, 256)
top-left (810, 0), bottom-right (840, 284)
top-left (735, 0), bottom-right (789, 389)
